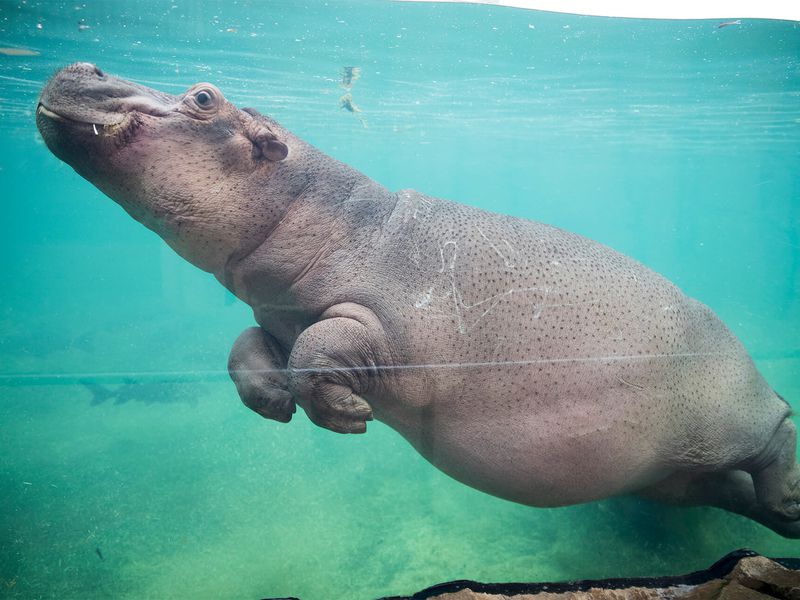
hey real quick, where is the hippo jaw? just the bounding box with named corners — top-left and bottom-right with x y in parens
top-left (37, 102), bottom-right (127, 133)
top-left (36, 63), bottom-right (173, 173)
top-left (36, 102), bottom-right (129, 136)
top-left (36, 63), bottom-right (291, 277)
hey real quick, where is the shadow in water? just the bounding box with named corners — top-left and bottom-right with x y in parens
top-left (80, 378), bottom-right (201, 407)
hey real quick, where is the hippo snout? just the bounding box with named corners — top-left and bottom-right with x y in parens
top-left (36, 63), bottom-right (181, 171)
top-left (38, 63), bottom-right (176, 131)
top-left (37, 63), bottom-right (120, 154)
top-left (39, 63), bottom-right (107, 111)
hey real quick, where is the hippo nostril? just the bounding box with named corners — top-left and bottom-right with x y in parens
top-left (69, 62), bottom-right (105, 78)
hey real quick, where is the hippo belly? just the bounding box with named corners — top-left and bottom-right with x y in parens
top-left (365, 198), bottom-right (782, 508)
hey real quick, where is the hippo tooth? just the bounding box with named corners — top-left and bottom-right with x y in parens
top-left (92, 123), bottom-right (98, 135)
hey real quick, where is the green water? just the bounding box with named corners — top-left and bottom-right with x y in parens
top-left (1, 1), bottom-right (799, 598)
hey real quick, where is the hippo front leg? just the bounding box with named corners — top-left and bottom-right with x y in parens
top-left (288, 303), bottom-right (389, 434)
top-left (228, 327), bottom-right (296, 422)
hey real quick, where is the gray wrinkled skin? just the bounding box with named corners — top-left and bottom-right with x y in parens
top-left (37, 63), bottom-right (800, 537)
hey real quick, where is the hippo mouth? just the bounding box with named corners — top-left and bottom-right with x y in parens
top-left (36, 102), bottom-right (130, 137)
top-left (36, 63), bottom-right (177, 157)
top-left (36, 96), bottom-right (143, 176)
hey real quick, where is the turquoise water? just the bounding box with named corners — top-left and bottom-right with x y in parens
top-left (1, 1), bottom-right (799, 598)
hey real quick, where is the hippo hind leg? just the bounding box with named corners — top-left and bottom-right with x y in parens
top-left (643, 417), bottom-right (800, 538)
top-left (749, 418), bottom-right (800, 526)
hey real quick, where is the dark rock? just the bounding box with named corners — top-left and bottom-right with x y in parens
top-left (380, 550), bottom-right (800, 600)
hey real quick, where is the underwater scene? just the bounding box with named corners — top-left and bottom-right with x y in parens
top-left (1, 1), bottom-right (799, 598)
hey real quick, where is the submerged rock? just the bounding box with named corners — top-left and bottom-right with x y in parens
top-left (378, 550), bottom-right (800, 600)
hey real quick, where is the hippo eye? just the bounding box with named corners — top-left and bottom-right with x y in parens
top-left (194, 89), bottom-right (215, 107)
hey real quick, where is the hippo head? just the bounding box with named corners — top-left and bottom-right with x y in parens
top-left (36, 62), bottom-right (293, 276)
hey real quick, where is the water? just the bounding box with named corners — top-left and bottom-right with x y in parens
top-left (1, 1), bottom-right (799, 598)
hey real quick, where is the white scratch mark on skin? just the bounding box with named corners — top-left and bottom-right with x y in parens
top-left (393, 190), bottom-right (433, 224)
top-left (410, 240), bottom-right (422, 265)
top-left (449, 277), bottom-right (465, 333)
top-left (491, 340), bottom-right (504, 357)
top-left (415, 287), bottom-right (434, 308)
top-left (340, 197), bottom-right (377, 205)
top-left (463, 286), bottom-right (541, 330)
top-left (542, 298), bottom-right (599, 310)
top-left (476, 226), bottom-right (515, 268)
top-left (435, 240), bottom-right (465, 332)
top-left (428, 233), bottom-right (603, 333)
top-left (438, 240), bottom-right (458, 273)
top-left (609, 326), bottom-right (625, 343)
top-left (533, 286), bottom-right (550, 319)
top-left (411, 196), bottom-right (433, 220)
top-left (467, 286), bottom-right (541, 310)
top-left (418, 278), bottom-right (548, 334)
top-left (617, 376), bottom-right (646, 391)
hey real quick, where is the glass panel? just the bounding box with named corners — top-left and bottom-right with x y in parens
top-left (2, 2), bottom-right (798, 598)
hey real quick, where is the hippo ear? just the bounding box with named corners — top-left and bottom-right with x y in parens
top-left (253, 130), bottom-right (289, 162)
top-left (242, 107), bottom-right (288, 162)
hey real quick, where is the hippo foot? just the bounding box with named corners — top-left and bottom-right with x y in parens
top-left (761, 495), bottom-right (800, 538)
top-left (228, 327), bottom-right (296, 423)
top-left (244, 386), bottom-right (297, 423)
top-left (232, 369), bottom-right (297, 423)
top-left (775, 481), bottom-right (800, 521)
top-left (287, 307), bottom-right (385, 435)
top-left (303, 390), bottom-right (373, 434)
top-left (760, 470), bottom-right (800, 523)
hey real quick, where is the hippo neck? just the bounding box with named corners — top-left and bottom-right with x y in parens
top-left (218, 141), bottom-right (396, 345)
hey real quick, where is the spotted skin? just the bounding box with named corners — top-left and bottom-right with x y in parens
top-left (37, 63), bottom-right (799, 537)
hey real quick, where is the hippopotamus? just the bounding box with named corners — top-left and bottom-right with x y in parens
top-left (36, 63), bottom-right (799, 537)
